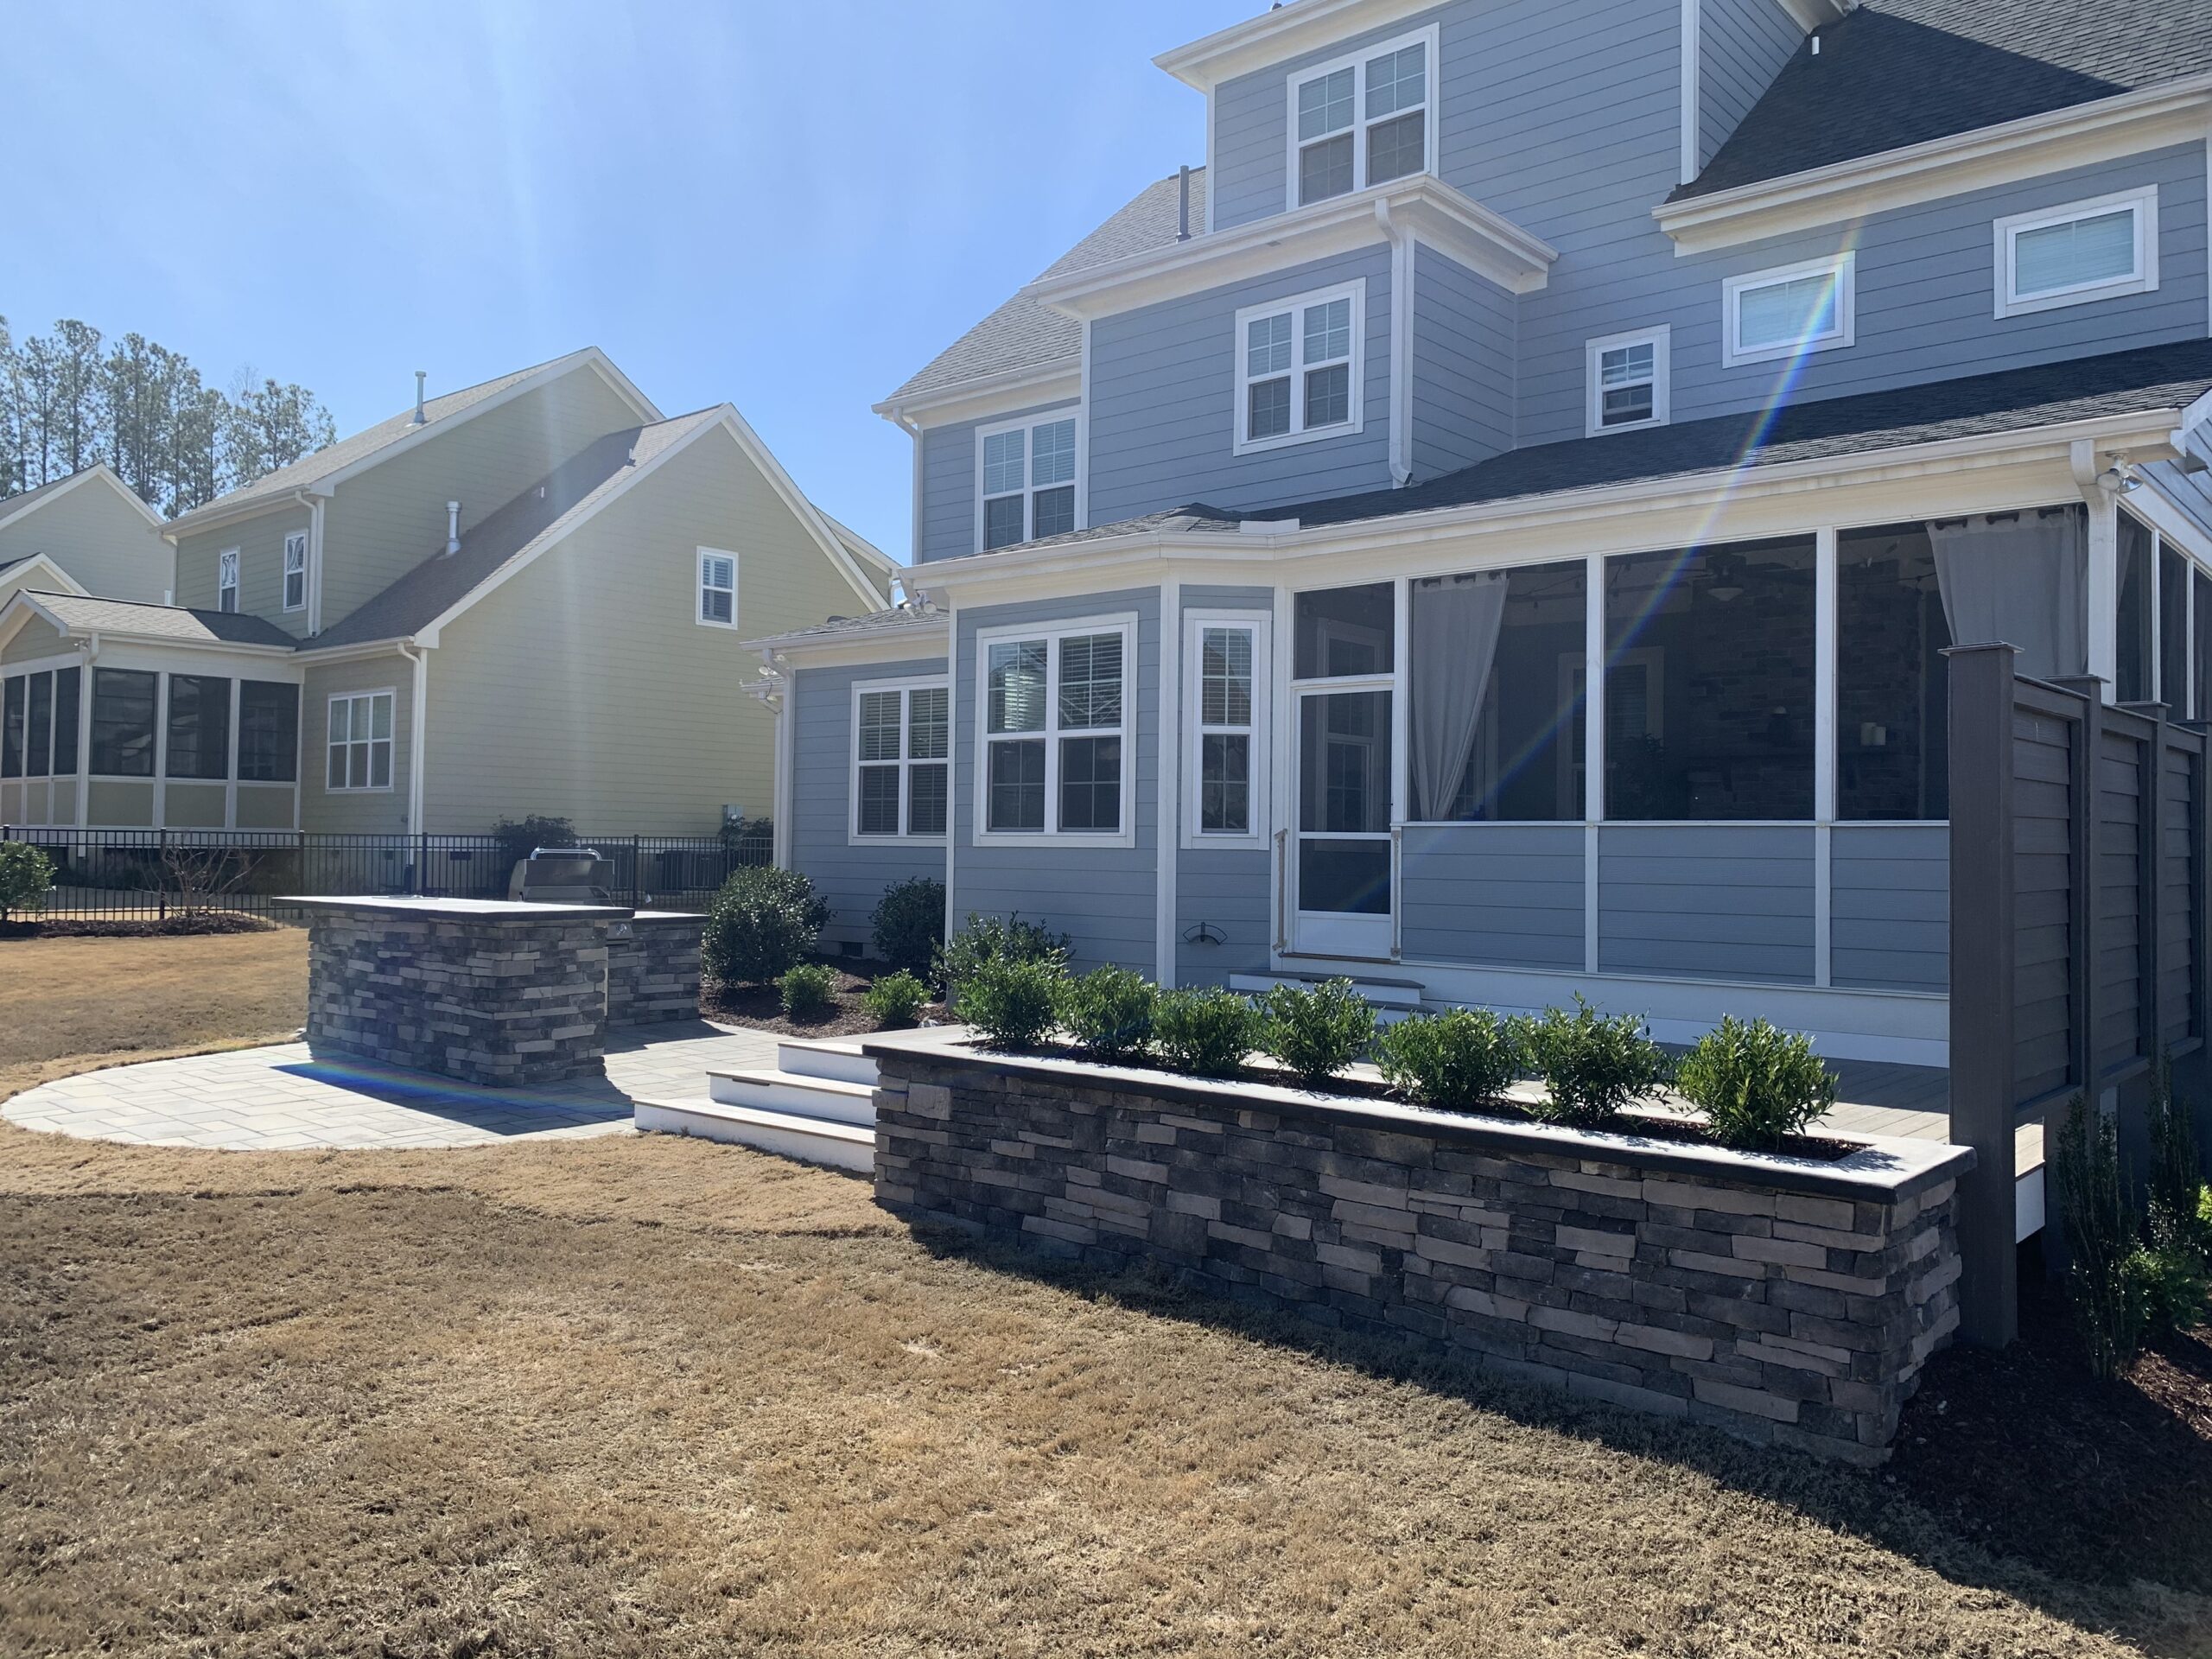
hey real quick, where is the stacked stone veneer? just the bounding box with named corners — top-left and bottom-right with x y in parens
top-left (303, 905), bottom-right (615, 1088)
top-left (607, 914), bottom-right (704, 1026)
top-left (869, 1043), bottom-right (1972, 1464)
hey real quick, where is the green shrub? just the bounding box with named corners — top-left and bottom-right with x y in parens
top-left (1373, 1008), bottom-right (1521, 1109)
top-left (1673, 1015), bottom-right (1838, 1151)
top-left (1057, 965), bottom-right (1157, 1063)
top-left (870, 877), bottom-right (945, 976)
top-left (1151, 986), bottom-right (1260, 1077)
top-left (2050, 1093), bottom-right (2145, 1380)
top-left (935, 912), bottom-right (1069, 995)
top-left (702, 866), bottom-right (830, 986)
top-left (2145, 1054), bottom-right (2211, 1263)
top-left (718, 813), bottom-right (774, 865)
top-left (1259, 979), bottom-right (1376, 1088)
top-left (779, 962), bottom-right (836, 1018)
top-left (954, 955), bottom-right (1065, 1050)
top-left (491, 814), bottom-right (578, 878)
top-left (2128, 1243), bottom-right (2209, 1338)
top-left (0, 841), bottom-right (55, 919)
top-left (862, 969), bottom-right (931, 1030)
top-left (1516, 996), bottom-right (1669, 1129)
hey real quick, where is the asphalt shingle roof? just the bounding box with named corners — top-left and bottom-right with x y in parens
top-left (19, 591), bottom-right (297, 648)
top-left (748, 606), bottom-right (949, 648)
top-left (998, 338), bottom-right (2212, 552)
top-left (1677, 0), bottom-right (2212, 200)
top-left (885, 169), bottom-right (1205, 405)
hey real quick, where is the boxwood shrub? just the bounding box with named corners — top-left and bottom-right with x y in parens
top-left (1373, 1007), bottom-right (1522, 1110)
top-left (1258, 979), bottom-right (1376, 1087)
top-left (954, 955), bottom-right (1065, 1050)
top-left (1672, 1014), bottom-right (1836, 1150)
top-left (1516, 996), bottom-right (1668, 1128)
top-left (1151, 986), bottom-right (1260, 1077)
top-left (1056, 965), bottom-right (1157, 1063)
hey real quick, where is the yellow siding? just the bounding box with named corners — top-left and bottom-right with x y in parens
top-left (423, 424), bottom-right (880, 833)
top-left (87, 780), bottom-right (155, 826)
top-left (235, 784), bottom-right (296, 830)
top-left (301, 653), bottom-right (414, 833)
top-left (174, 505), bottom-right (313, 635)
top-left (164, 782), bottom-right (227, 828)
top-left (0, 479), bottom-right (170, 604)
top-left (0, 615), bottom-right (71, 666)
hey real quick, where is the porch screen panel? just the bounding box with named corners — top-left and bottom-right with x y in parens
top-left (1926, 505), bottom-right (2086, 683)
top-left (51, 667), bottom-right (79, 775)
top-left (90, 669), bottom-right (157, 777)
top-left (1836, 524), bottom-right (1950, 819)
top-left (166, 675), bottom-right (232, 781)
top-left (2115, 511), bottom-right (2153, 703)
top-left (2196, 569), bottom-right (2212, 723)
top-left (26, 671), bottom-right (53, 777)
top-left (2160, 542), bottom-right (2188, 711)
top-left (1, 677), bottom-right (22, 779)
top-left (1294, 583), bottom-right (1394, 679)
top-left (1601, 537), bottom-right (1815, 820)
top-left (237, 682), bottom-right (299, 783)
top-left (1411, 562), bottom-right (1584, 821)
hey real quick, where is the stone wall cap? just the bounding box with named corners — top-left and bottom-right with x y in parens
top-left (283, 896), bottom-right (637, 921)
top-left (861, 1027), bottom-right (1977, 1205)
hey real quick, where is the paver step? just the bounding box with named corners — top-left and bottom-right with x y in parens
top-left (1228, 971), bottom-right (1424, 1009)
top-left (633, 1095), bottom-right (875, 1174)
top-left (707, 1067), bottom-right (876, 1125)
top-left (776, 1037), bottom-right (877, 1087)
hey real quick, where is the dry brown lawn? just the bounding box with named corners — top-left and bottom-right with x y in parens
top-left (3, 935), bottom-right (2209, 1656)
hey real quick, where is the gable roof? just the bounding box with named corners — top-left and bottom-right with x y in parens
top-left (0, 462), bottom-right (164, 534)
top-left (9, 589), bottom-right (296, 649)
top-left (995, 337), bottom-right (2212, 553)
top-left (1677, 0), bottom-right (2212, 200)
top-left (162, 347), bottom-right (662, 535)
top-left (0, 552), bottom-right (92, 597)
top-left (880, 169), bottom-right (1205, 411)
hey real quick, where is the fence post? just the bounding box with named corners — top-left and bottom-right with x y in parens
top-left (632, 834), bottom-right (643, 907)
top-left (1947, 643), bottom-right (2020, 1349)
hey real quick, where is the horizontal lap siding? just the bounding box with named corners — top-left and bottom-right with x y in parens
top-left (917, 399), bottom-right (1077, 566)
top-left (954, 588), bottom-right (1160, 977)
top-left (1831, 823), bottom-right (1946, 992)
top-left (0, 480), bottom-right (170, 606)
top-left (2095, 729), bottom-right (2145, 1077)
top-left (2013, 710), bottom-right (2075, 1102)
top-left (2160, 741), bottom-right (2200, 1050)
top-left (1697, 0), bottom-right (1800, 169)
top-left (1086, 247), bottom-right (1394, 526)
top-left (792, 658), bottom-right (950, 949)
top-left (1411, 245), bottom-right (1516, 479)
top-left (1400, 823), bottom-right (1584, 969)
top-left (1598, 823), bottom-right (1813, 982)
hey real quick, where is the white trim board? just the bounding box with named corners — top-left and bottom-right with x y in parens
top-left (0, 462), bottom-right (164, 535)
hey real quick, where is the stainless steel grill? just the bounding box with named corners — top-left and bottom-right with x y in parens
top-left (508, 847), bottom-right (615, 904)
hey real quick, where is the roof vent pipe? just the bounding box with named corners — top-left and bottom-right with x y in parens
top-left (412, 371), bottom-right (428, 424)
top-left (445, 500), bottom-right (461, 555)
top-left (1177, 165), bottom-right (1192, 241)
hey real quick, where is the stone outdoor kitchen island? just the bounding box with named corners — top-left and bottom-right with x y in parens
top-left (864, 1030), bottom-right (1974, 1464)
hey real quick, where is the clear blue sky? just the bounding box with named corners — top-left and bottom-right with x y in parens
top-left (4, 0), bottom-right (1255, 563)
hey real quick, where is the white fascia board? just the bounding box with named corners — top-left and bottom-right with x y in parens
top-left (1029, 177), bottom-right (1557, 321)
top-left (745, 622), bottom-right (951, 671)
top-left (1154, 0), bottom-right (1443, 92)
top-left (0, 465), bottom-right (163, 535)
top-left (873, 360), bottom-right (1083, 427)
top-left (1773, 0), bottom-right (1846, 29)
top-left (910, 408), bottom-right (2186, 602)
top-left (0, 554), bottom-right (90, 597)
top-left (813, 507), bottom-right (900, 584)
top-left (712, 404), bottom-right (895, 610)
top-left (296, 637), bottom-right (416, 666)
top-left (1659, 73), bottom-right (2212, 254)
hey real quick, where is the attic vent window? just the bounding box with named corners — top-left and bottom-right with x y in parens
top-left (1288, 25), bottom-right (1436, 207)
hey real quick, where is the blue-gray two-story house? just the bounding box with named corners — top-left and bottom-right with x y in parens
top-left (751, 0), bottom-right (2212, 1068)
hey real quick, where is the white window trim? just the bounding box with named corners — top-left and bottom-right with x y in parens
top-left (849, 676), bottom-right (950, 845)
top-left (1182, 610), bottom-right (1272, 850)
top-left (696, 547), bottom-right (739, 630)
top-left (1993, 185), bottom-right (2159, 320)
top-left (1281, 22), bottom-right (1441, 209)
top-left (1585, 325), bottom-right (1672, 437)
top-left (282, 531), bottom-right (307, 613)
top-left (1722, 251), bottom-right (1855, 369)
top-left (324, 688), bottom-right (396, 794)
top-left (971, 611), bottom-right (1138, 850)
top-left (1233, 280), bottom-right (1368, 456)
top-left (972, 409), bottom-right (1086, 555)
top-left (217, 547), bottom-right (240, 613)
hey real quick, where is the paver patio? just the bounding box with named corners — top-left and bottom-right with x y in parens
top-left (2, 1020), bottom-right (781, 1150)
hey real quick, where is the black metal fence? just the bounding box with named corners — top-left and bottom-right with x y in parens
top-left (0, 824), bottom-right (773, 921)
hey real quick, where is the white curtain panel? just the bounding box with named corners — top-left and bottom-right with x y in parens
top-left (1410, 572), bottom-right (1510, 820)
top-left (1928, 511), bottom-right (2088, 683)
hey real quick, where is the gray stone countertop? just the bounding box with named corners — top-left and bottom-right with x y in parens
top-left (282, 896), bottom-right (639, 921)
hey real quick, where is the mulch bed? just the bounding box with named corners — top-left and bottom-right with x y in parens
top-left (702, 959), bottom-right (947, 1039)
top-left (1891, 1274), bottom-right (2212, 1592)
top-left (0, 912), bottom-right (278, 941)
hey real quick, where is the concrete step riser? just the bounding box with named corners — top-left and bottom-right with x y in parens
top-left (707, 1069), bottom-right (876, 1125)
top-left (634, 1100), bottom-right (874, 1175)
top-left (1227, 973), bottom-right (1424, 1009)
top-left (776, 1040), bottom-right (878, 1086)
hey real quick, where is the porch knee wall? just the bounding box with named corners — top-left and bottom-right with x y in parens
top-left (874, 1052), bottom-right (1964, 1464)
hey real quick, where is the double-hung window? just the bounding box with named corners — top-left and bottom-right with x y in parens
top-left (697, 549), bottom-right (738, 627)
top-left (1185, 613), bottom-right (1270, 847)
top-left (217, 548), bottom-right (240, 613)
top-left (976, 414), bottom-right (1079, 552)
top-left (283, 531), bottom-right (307, 612)
top-left (1236, 282), bottom-right (1363, 454)
top-left (1722, 253), bottom-right (1854, 367)
top-left (1586, 327), bottom-right (1669, 435)
top-left (327, 690), bottom-right (393, 791)
top-left (853, 680), bottom-right (950, 841)
top-left (1995, 187), bottom-right (2158, 318)
top-left (979, 616), bottom-right (1133, 842)
top-left (1288, 26), bottom-right (1436, 207)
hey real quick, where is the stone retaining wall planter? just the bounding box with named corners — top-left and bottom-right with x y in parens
top-left (862, 1030), bottom-right (1974, 1464)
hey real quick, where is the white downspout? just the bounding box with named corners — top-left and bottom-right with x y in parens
top-left (1375, 199), bottom-right (1414, 488)
top-left (75, 633), bottom-right (99, 829)
top-left (397, 640), bottom-right (429, 830)
top-left (293, 488), bottom-right (327, 636)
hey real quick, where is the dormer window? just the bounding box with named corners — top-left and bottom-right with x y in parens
top-left (1235, 282), bottom-right (1365, 454)
top-left (1586, 327), bottom-right (1670, 435)
top-left (1288, 26), bottom-right (1437, 207)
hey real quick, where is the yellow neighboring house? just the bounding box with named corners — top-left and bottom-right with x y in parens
top-left (0, 462), bottom-right (172, 608)
top-left (0, 347), bottom-right (893, 835)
